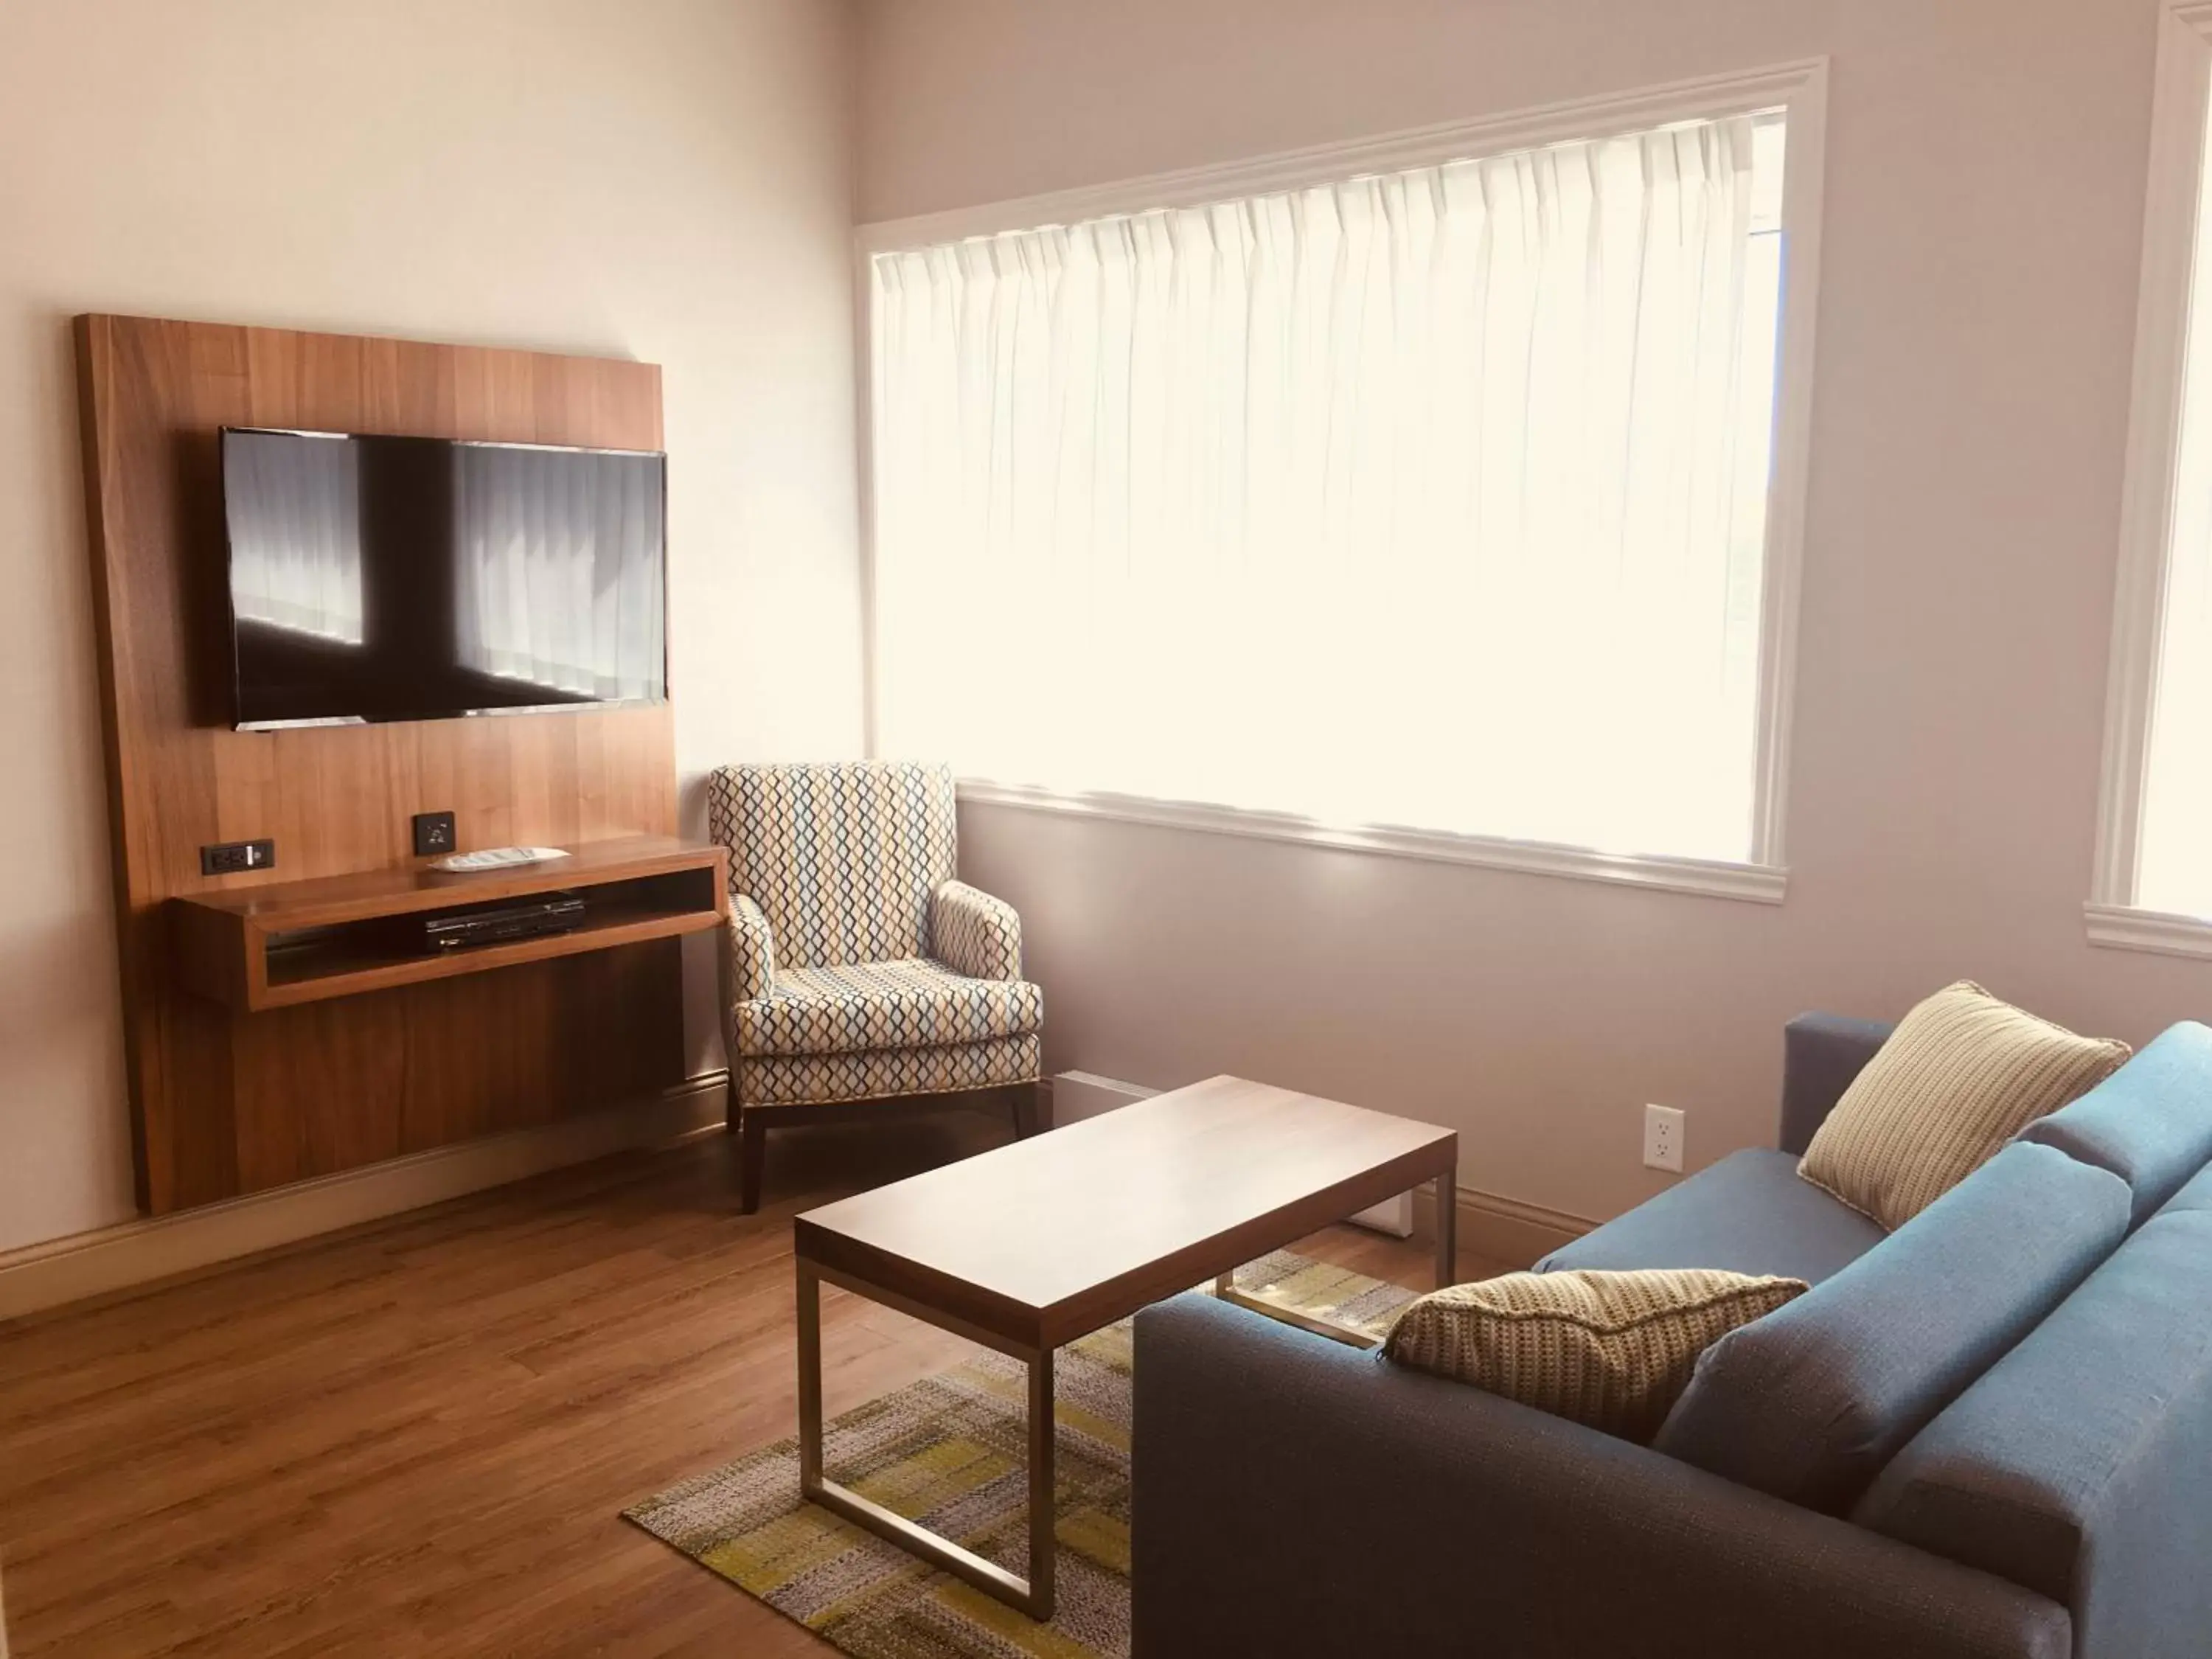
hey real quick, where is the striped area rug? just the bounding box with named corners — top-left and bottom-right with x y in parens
top-left (624, 1251), bottom-right (1415, 1658)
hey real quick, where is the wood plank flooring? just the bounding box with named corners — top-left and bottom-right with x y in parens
top-left (0, 1109), bottom-right (1501, 1658)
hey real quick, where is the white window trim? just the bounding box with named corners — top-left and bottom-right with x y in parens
top-left (956, 779), bottom-right (1788, 903)
top-left (855, 58), bottom-right (1831, 908)
top-left (2092, 1), bottom-right (2212, 956)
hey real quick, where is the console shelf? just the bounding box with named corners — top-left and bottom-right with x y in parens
top-left (171, 836), bottom-right (728, 1013)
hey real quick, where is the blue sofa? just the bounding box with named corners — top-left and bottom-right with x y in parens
top-left (1131, 1015), bottom-right (2212, 1659)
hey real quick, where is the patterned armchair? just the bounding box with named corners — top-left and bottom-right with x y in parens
top-left (706, 761), bottom-right (1045, 1212)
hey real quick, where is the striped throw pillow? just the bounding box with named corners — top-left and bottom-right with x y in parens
top-left (1381, 1268), bottom-right (1807, 1441)
top-left (1798, 981), bottom-right (2129, 1231)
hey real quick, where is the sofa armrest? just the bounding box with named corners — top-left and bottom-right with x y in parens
top-left (1133, 1294), bottom-right (2067, 1659)
top-left (1781, 1012), bottom-right (1896, 1155)
top-left (931, 880), bottom-right (1023, 980)
top-left (718, 895), bottom-right (775, 1031)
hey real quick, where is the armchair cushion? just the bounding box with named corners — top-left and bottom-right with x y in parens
top-left (734, 958), bottom-right (1043, 1057)
top-left (931, 880), bottom-right (1022, 980)
top-left (737, 1034), bottom-right (1040, 1107)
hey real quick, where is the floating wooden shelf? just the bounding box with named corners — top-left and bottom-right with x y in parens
top-left (171, 836), bottom-right (728, 1013)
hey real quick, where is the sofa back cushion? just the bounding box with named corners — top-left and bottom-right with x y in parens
top-left (1653, 1142), bottom-right (2129, 1513)
top-left (2017, 1021), bottom-right (2212, 1227)
top-left (2165, 1158), bottom-right (2212, 1214)
top-left (1854, 1209), bottom-right (2212, 1659)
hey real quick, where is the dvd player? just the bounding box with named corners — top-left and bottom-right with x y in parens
top-left (423, 892), bottom-right (587, 953)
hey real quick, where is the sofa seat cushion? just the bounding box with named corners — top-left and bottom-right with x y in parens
top-left (2017, 1021), bottom-right (2212, 1227)
top-left (1855, 1210), bottom-right (2212, 1659)
top-left (1652, 1143), bottom-right (2130, 1514)
top-left (1799, 982), bottom-right (2129, 1231)
top-left (1381, 1268), bottom-right (1807, 1441)
top-left (734, 958), bottom-right (1043, 1056)
top-left (1538, 1150), bottom-right (1885, 1286)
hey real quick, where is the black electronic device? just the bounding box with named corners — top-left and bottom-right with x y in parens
top-left (220, 428), bottom-right (667, 729)
top-left (421, 893), bottom-right (588, 953)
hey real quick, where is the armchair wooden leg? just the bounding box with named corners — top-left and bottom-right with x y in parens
top-left (1011, 1081), bottom-right (1046, 1140)
top-left (739, 1107), bottom-right (767, 1215)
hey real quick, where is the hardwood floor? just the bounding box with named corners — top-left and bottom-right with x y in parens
top-left (0, 1110), bottom-right (1502, 1658)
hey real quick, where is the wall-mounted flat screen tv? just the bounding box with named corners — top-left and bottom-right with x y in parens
top-left (220, 428), bottom-right (667, 729)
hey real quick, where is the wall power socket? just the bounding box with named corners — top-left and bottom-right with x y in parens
top-left (1643, 1104), bottom-right (1686, 1174)
top-left (413, 810), bottom-right (457, 858)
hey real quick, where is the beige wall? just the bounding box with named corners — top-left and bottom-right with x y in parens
top-left (0, 0), bottom-right (862, 1253)
top-left (858, 0), bottom-right (2212, 1223)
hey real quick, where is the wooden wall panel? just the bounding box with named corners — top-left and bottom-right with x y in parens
top-left (75, 313), bottom-right (683, 1214)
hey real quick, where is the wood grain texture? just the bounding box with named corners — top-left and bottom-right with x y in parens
top-left (74, 313), bottom-right (681, 1214)
top-left (0, 1119), bottom-right (1504, 1658)
top-left (181, 836), bottom-right (720, 925)
top-left (170, 838), bottom-right (726, 1011)
top-left (796, 1075), bottom-right (1458, 1349)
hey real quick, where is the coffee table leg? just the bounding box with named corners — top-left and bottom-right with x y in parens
top-left (796, 1260), bottom-right (824, 1492)
top-left (1027, 1344), bottom-right (1056, 1615)
top-left (793, 1258), bottom-right (1057, 1621)
top-left (1433, 1168), bottom-right (1458, 1287)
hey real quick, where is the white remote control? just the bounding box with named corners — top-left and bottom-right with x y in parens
top-left (431, 846), bottom-right (572, 872)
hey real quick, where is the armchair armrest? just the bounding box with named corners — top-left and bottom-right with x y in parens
top-left (931, 880), bottom-right (1023, 980)
top-left (1133, 1294), bottom-right (2067, 1659)
top-left (718, 894), bottom-right (775, 1023)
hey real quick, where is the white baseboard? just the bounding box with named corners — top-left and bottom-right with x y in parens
top-left (1048, 1069), bottom-right (1154, 1123)
top-left (0, 1074), bottom-right (727, 1325)
top-left (1413, 1181), bottom-right (1595, 1271)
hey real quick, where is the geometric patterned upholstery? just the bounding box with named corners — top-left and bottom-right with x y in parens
top-left (706, 762), bottom-right (956, 970)
top-left (707, 760), bottom-right (1042, 1109)
top-left (737, 1034), bottom-right (1042, 1108)
top-left (735, 959), bottom-right (1043, 1056)
top-left (932, 880), bottom-right (1024, 981)
top-left (722, 895), bottom-right (776, 1006)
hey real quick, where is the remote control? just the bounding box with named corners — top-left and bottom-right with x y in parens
top-left (431, 846), bottom-right (572, 873)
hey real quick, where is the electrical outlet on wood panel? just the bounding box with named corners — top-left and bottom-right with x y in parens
top-left (413, 811), bottom-right (457, 858)
top-left (1644, 1104), bottom-right (1686, 1174)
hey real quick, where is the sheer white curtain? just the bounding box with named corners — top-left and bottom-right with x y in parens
top-left (871, 113), bottom-right (1785, 862)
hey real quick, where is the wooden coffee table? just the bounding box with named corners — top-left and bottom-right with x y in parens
top-left (791, 1074), bottom-right (1457, 1619)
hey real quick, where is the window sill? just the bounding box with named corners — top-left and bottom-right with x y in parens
top-left (955, 780), bottom-right (1788, 905)
top-left (2084, 901), bottom-right (2212, 960)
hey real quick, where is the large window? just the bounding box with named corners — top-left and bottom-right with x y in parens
top-left (866, 69), bottom-right (1824, 895)
top-left (2097, 3), bottom-right (2212, 945)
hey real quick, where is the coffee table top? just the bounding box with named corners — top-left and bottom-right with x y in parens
top-left (793, 1074), bottom-right (1455, 1351)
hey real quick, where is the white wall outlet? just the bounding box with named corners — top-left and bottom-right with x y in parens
top-left (1644, 1104), bottom-right (1686, 1174)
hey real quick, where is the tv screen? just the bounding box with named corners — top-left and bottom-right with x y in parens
top-left (220, 428), bottom-right (667, 728)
